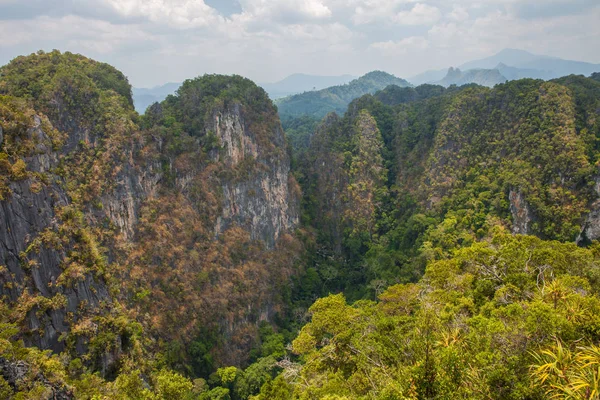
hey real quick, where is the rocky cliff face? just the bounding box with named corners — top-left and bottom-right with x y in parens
top-left (120, 77), bottom-right (301, 367)
top-left (211, 103), bottom-right (298, 247)
top-left (509, 189), bottom-right (532, 235)
top-left (0, 112), bottom-right (111, 355)
top-left (577, 175), bottom-right (600, 244)
top-left (0, 53), bottom-right (300, 371)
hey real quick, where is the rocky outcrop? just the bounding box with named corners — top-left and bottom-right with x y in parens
top-left (577, 176), bottom-right (600, 244)
top-left (304, 110), bottom-right (386, 253)
top-left (305, 113), bottom-right (347, 253)
top-left (0, 55), bottom-right (300, 372)
top-left (211, 104), bottom-right (298, 247)
top-left (0, 116), bottom-right (111, 354)
top-left (509, 189), bottom-right (532, 235)
top-left (0, 357), bottom-right (74, 399)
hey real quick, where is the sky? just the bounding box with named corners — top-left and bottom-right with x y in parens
top-left (0, 0), bottom-right (599, 88)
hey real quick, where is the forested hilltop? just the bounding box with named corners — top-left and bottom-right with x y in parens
top-left (1, 51), bottom-right (600, 399)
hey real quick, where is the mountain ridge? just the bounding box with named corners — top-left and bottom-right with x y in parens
top-left (3, 50), bottom-right (600, 399)
top-left (275, 70), bottom-right (411, 119)
top-left (410, 48), bottom-right (600, 86)
top-left (132, 73), bottom-right (358, 113)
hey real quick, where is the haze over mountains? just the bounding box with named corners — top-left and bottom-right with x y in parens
top-left (2, 46), bottom-right (600, 399)
top-left (260, 73), bottom-right (356, 100)
top-left (132, 83), bottom-right (181, 114)
top-left (132, 48), bottom-right (600, 114)
top-left (275, 70), bottom-right (410, 119)
top-left (410, 48), bottom-right (600, 87)
top-left (132, 73), bottom-right (356, 113)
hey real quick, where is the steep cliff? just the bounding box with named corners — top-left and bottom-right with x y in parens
top-left (0, 53), bottom-right (136, 373)
top-left (0, 101), bottom-right (113, 354)
top-left (401, 80), bottom-right (596, 241)
top-left (121, 74), bottom-right (301, 367)
top-left (293, 76), bottom-right (600, 298)
top-left (302, 107), bottom-right (387, 258)
top-left (0, 52), bottom-right (300, 374)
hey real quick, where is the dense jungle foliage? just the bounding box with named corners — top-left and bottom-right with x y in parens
top-left (1, 50), bottom-right (600, 399)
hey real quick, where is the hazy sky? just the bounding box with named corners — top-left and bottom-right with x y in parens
top-left (1, 0), bottom-right (599, 87)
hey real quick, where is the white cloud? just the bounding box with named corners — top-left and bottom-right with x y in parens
top-left (371, 35), bottom-right (429, 54)
top-left (1, 0), bottom-right (599, 86)
top-left (350, 0), bottom-right (418, 25)
top-left (238, 0), bottom-right (332, 21)
top-left (0, 15), bottom-right (155, 53)
top-left (448, 5), bottom-right (469, 22)
top-left (279, 22), bottom-right (353, 42)
top-left (103, 0), bottom-right (222, 28)
top-left (393, 3), bottom-right (441, 25)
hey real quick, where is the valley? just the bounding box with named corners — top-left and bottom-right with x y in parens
top-left (1, 49), bottom-right (600, 399)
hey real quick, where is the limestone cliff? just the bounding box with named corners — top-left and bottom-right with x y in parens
top-left (577, 175), bottom-right (600, 244)
top-left (0, 52), bottom-right (300, 371)
top-left (509, 189), bottom-right (532, 235)
top-left (210, 102), bottom-right (298, 247)
top-left (0, 110), bottom-right (110, 355)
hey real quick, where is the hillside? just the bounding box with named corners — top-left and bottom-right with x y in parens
top-left (3, 51), bottom-right (600, 400)
top-left (258, 74), bottom-right (600, 398)
top-left (0, 51), bottom-right (302, 398)
top-left (260, 73), bottom-right (356, 99)
top-left (275, 70), bottom-right (411, 119)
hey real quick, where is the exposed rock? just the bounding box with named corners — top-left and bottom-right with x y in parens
top-left (577, 176), bottom-right (600, 244)
top-left (0, 357), bottom-right (75, 399)
top-left (211, 103), bottom-right (298, 248)
top-left (0, 358), bottom-right (28, 385)
top-left (0, 118), bottom-right (110, 354)
top-left (509, 189), bottom-right (532, 234)
top-left (0, 68), bottom-right (299, 372)
top-left (0, 124), bottom-right (3, 146)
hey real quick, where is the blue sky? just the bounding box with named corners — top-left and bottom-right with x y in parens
top-left (0, 0), bottom-right (598, 87)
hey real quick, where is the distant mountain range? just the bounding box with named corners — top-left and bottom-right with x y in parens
top-left (261, 73), bottom-right (356, 100)
top-left (132, 74), bottom-right (356, 113)
top-left (410, 49), bottom-right (600, 87)
top-left (435, 67), bottom-right (507, 88)
top-left (132, 82), bottom-right (180, 113)
top-left (275, 71), bottom-right (411, 119)
top-left (133, 49), bottom-right (600, 113)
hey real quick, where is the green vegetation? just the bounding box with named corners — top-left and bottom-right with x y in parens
top-left (2, 51), bottom-right (600, 400)
top-left (276, 71), bottom-right (411, 119)
top-left (249, 73), bottom-right (600, 398)
top-left (153, 74), bottom-right (277, 147)
top-left (255, 233), bottom-right (600, 399)
top-left (0, 50), bottom-right (133, 108)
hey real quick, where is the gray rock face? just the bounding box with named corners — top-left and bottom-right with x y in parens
top-left (578, 176), bottom-right (600, 244)
top-left (0, 357), bottom-right (75, 399)
top-left (509, 188), bottom-right (532, 234)
top-left (0, 124), bottom-right (3, 146)
top-left (0, 119), bottom-right (110, 354)
top-left (210, 104), bottom-right (299, 248)
top-left (0, 99), bottom-right (299, 369)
